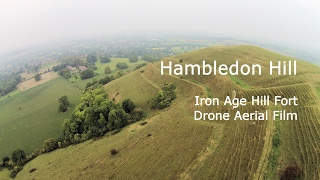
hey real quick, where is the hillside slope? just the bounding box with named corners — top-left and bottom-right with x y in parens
top-left (16, 45), bottom-right (320, 180)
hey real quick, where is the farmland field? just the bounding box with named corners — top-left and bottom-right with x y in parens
top-left (20, 63), bottom-right (59, 80)
top-left (95, 57), bottom-right (147, 74)
top-left (17, 71), bottom-right (59, 91)
top-left (72, 58), bottom-right (148, 89)
top-left (0, 77), bottom-right (82, 158)
top-left (13, 45), bottom-right (320, 179)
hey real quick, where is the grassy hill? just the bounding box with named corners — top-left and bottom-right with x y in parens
top-left (0, 77), bottom-right (82, 158)
top-left (14, 45), bottom-right (320, 179)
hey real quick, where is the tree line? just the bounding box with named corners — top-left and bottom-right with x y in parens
top-left (0, 72), bottom-right (21, 96)
top-left (63, 86), bottom-right (144, 143)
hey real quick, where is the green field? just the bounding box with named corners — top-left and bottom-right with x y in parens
top-left (72, 58), bottom-right (148, 89)
top-left (0, 77), bottom-right (82, 158)
top-left (10, 45), bottom-right (320, 179)
top-left (97, 58), bottom-right (147, 74)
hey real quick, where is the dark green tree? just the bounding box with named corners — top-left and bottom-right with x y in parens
top-left (58, 68), bottom-right (72, 79)
top-left (86, 53), bottom-right (98, 64)
top-left (43, 138), bottom-right (58, 152)
top-left (105, 66), bottom-right (111, 74)
top-left (116, 62), bottom-right (128, 69)
top-left (12, 149), bottom-right (26, 166)
top-left (80, 69), bottom-right (95, 79)
top-left (98, 76), bottom-right (113, 85)
top-left (134, 63), bottom-right (147, 70)
top-left (122, 99), bottom-right (136, 113)
top-left (113, 71), bottom-right (123, 79)
top-left (34, 73), bottom-right (41, 81)
top-left (59, 95), bottom-right (70, 112)
top-left (129, 55), bottom-right (139, 63)
top-left (100, 56), bottom-right (111, 63)
top-left (2, 156), bottom-right (9, 166)
top-left (151, 83), bottom-right (177, 110)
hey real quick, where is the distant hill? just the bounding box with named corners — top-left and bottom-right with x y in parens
top-left (15, 45), bottom-right (320, 180)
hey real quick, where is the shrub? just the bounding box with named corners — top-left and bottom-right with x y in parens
top-left (122, 99), bottom-right (136, 113)
top-left (43, 138), bottom-right (58, 153)
top-left (100, 56), bottom-right (111, 63)
top-left (111, 129), bottom-right (121, 135)
top-left (110, 149), bottom-right (118, 155)
top-left (280, 165), bottom-right (301, 180)
top-left (12, 149), bottom-right (26, 166)
top-left (80, 69), bottom-right (95, 79)
top-left (10, 166), bottom-right (23, 178)
top-left (2, 156), bottom-right (9, 165)
top-left (140, 122), bottom-right (148, 126)
top-left (272, 133), bottom-right (281, 148)
top-left (116, 62), bottom-right (128, 69)
top-left (29, 168), bottom-right (36, 173)
top-left (151, 83), bottom-right (176, 110)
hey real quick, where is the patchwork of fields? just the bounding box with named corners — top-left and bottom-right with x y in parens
top-left (2, 45), bottom-right (320, 179)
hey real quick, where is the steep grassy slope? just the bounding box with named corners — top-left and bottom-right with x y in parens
top-left (15, 45), bottom-right (320, 180)
top-left (0, 77), bottom-right (82, 158)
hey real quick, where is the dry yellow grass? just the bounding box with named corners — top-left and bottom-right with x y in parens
top-left (17, 72), bottom-right (59, 91)
top-left (20, 64), bottom-right (58, 80)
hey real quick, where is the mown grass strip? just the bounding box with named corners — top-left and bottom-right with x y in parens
top-left (264, 115), bottom-right (281, 179)
top-left (230, 75), bottom-right (250, 89)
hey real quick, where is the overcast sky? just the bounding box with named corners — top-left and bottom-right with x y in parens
top-left (0, 0), bottom-right (319, 54)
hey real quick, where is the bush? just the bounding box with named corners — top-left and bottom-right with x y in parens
top-left (2, 156), bottom-right (9, 164)
top-left (110, 149), bottom-right (118, 155)
top-left (80, 69), bottom-right (95, 79)
top-left (58, 95), bottom-right (70, 112)
top-left (10, 166), bottom-right (23, 178)
top-left (140, 122), bottom-right (148, 126)
top-left (12, 149), bottom-right (26, 166)
top-left (34, 73), bottom-right (41, 81)
top-left (29, 168), bottom-right (36, 173)
top-left (111, 129), bottom-right (121, 135)
top-left (122, 99), bottom-right (136, 113)
top-left (151, 83), bottom-right (176, 110)
top-left (272, 133), bottom-right (281, 148)
top-left (280, 165), bottom-right (301, 180)
top-left (100, 56), bottom-right (111, 63)
top-left (43, 138), bottom-right (58, 153)
top-left (104, 66), bottom-right (111, 74)
top-left (129, 55), bottom-right (139, 63)
top-left (116, 62), bottom-right (128, 69)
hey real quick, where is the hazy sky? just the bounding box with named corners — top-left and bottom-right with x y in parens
top-left (0, 0), bottom-right (319, 54)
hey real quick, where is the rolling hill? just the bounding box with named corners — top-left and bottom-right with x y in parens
top-left (14, 45), bottom-right (320, 179)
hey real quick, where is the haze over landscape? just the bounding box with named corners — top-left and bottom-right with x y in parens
top-left (0, 0), bottom-right (319, 55)
top-left (1, 1), bottom-right (320, 180)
